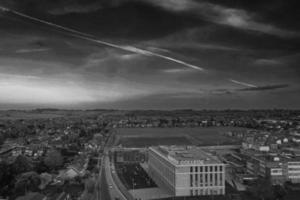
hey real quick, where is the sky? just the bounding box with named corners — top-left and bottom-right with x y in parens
top-left (0, 0), bottom-right (299, 110)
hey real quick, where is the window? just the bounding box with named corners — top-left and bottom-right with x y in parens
top-left (205, 189), bottom-right (208, 195)
top-left (190, 167), bottom-right (193, 173)
top-left (199, 189), bottom-right (203, 195)
top-left (215, 166), bottom-right (218, 172)
top-left (219, 166), bottom-right (223, 171)
top-left (190, 174), bottom-right (193, 187)
top-left (215, 173), bottom-right (218, 185)
top-left (200, 174), bottom-right (203, 186)
top-left (195, 166), bottom-right (198, 173)
top-left (200, 166), bottom-right (203, 172)
top-left (220, 174), bottom-right (223, 186)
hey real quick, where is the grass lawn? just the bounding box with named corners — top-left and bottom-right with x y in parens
top-left (116, 127), bottom-right (248, 147)
top-left (118, 136), bottom-right (192, 147)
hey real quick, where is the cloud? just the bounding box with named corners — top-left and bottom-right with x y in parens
top-left (2, 0), bottom-right (299, 38)
top-left (254, 58), bottom-right (282, 66)
top-left (16, 48), bottom-right (50, 53)
top-left (146, 47), bottom-right (171, 53)
top-left (143, 0), bottom-right (299, 38)
top-left (213, 84), bottom-right (290, 95)
top-left (0, 76), bottom-right (95, 104)
top-left (2, 6), bottom-right (206, 72)
top-left (238, 84), bottom-right (289, 91)
top-left (119, 53), bottom-right (141, 60)
top-left (49, 2), bottom-right (103, 15)
top-left (209, 88), bottom-right (232, 95)
top-left (210, 6), bottom-right (298, 38)
top-left (0, 71), bottom-right (154, 105)
top-left (0, 73), bottom-right (40, 80)
top-left (229, 79), bottom-right (257, 88)
top-left (145, 0), bottom-right (196, 11)
top-left (162, 68), bottom-right (193, 73)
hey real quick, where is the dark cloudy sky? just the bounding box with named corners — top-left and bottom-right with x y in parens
top-left (0, 0), bottom-right (299, 109)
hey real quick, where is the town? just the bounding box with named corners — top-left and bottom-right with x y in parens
top-left (0, 109), bottom-right (300, 200)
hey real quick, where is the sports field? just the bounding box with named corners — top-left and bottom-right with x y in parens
top-left (118, 136), bottom-right (192, 147)
top-left (116, 127), bottom-right (248, 147)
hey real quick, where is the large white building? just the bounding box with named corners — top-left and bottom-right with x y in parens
top-left (148, 146), bottom-right (225, 197)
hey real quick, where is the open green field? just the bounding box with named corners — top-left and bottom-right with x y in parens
top-left (116, 127), bottom-right (249, 147)
top-left (118, 136), bottom-right (192, 147)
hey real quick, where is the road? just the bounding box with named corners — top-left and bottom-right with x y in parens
top-left (96, 130), bottom-right (128, 200)
top-left (103, 147), bottom-right (128, 200)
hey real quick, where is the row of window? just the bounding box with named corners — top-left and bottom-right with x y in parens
top-left (288, 162), bottom-right (300, 166)
top-left (190, 188), bottom-right (224, 196)
top-left (190, 165), bottom-right (223, 173)
top-left (149, 153), bottom-right (175, 186)
top-left (190, 173), bottom-right (224, 187)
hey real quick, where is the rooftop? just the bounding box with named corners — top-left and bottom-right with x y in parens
top-left (151, 145), bottom-right (222, 165)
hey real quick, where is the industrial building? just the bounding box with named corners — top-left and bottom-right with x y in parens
top-left (148, 146), bottom-right (225, 197)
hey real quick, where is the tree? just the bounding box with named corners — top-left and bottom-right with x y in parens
top-left (35, 160), bottom-right (49, 173)
top-left (12, 155), bottom-right (33, 175)
top-left (44, 149), bottom-right (63, 170)
top-left (0, 160), bottom-right (13, 196)
top-left (0, 133), bottom-right (5, 146)
top-left (0, 161), bottom-right (10, 185)
top-left (249, 178), bottom-right (275, 200)
top-left (93, 133), bottom-right (102, 146)
top-left (14, 172), bottom-right (41, 196)
top-left (85, 178), bottom-right (95, 193)
top-left (81, 178), bottom-right (95, 200)
top-left (274, 185), bottom-right (287, 200)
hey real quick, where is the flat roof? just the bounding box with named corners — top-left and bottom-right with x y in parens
top-left (150, 145), bottom-right (223, 165)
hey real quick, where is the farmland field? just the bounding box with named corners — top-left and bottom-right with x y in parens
top-left (116, 127), bottom-right (249, 147)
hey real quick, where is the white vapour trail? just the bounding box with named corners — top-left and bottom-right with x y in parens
top-left (120, 46), bottom-right (205, 71)
top-left (229, 79), bottom-right (257, 88)
top-left (7, 8), bottom-right (93, 38)
top-left (0, 6), bottom-right (204, 72)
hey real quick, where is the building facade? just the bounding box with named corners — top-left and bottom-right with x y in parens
top-left (246, 154), bottom-right (300, 184)
top-left (148, 146), bottom-right (225, 197)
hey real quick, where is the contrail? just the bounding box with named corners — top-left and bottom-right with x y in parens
top-left (3, 7), bottom-right (93, 38)
top-left (0, 6), bottom-right (204, 72)
top-left (229, 79), bottom-right (257, 88)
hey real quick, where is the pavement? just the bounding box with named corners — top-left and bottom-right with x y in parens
top-left (129, 187), bottom-right (172, 200)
